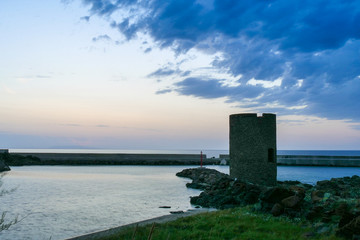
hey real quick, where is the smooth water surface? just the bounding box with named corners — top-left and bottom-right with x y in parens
top-left (277, 166), bottom-right (360, 184)
top-left (215, 165), bottom-right (360, 184)
top-left (0, 166), bottom-right (202, 240)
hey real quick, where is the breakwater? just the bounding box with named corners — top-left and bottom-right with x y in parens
top-left (12, 152), bottom-right (218, 165)
top-left (276, 155), bottom-right (360, 167)
top-left (4, 152), bottom-right (360, 166)
top-left (219, 154), bottom-right (360, 167)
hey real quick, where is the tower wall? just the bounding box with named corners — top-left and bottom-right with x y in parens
top-left (229, 113), bottom-right (277, 185)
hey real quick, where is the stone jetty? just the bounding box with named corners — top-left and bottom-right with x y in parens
top-left (220, 154), bottom-right (360, 167)
top-left (1, 152), bottom-right (219, 166)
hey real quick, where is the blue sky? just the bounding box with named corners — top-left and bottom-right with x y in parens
top-left (1, 0), bottom-right (360, 150)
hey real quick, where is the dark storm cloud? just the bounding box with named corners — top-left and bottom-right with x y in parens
top-left (80, 0), bottom-right (360, 121)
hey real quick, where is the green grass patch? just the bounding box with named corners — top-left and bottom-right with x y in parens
top-left (100, 207), bottom-right (342, 240)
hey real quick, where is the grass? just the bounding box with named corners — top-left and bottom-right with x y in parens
top-left (100, 207), bottom-right (342, 240)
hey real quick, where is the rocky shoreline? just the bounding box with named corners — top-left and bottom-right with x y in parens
top-left (176, 167), bottom-right (360, 239)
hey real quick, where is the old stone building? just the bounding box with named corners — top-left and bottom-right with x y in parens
top-left (229, 113), bottom-right (277, 185)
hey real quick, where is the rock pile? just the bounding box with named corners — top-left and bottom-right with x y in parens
top-left (176, 167), bottom-right (360, 239)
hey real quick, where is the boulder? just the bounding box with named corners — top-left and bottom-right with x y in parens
top-left (335, 202), bottom-right (349, 216)
top-left (317, 179), bottom-right (339, 190)
top-left (170, 211), bottom-right (184, 214)
top-left (337, 215), bottom-right (360, 239)
top-left (260, 187), bottom-right (294, 204)
top-left (311, 190), bottom-right (325, 203)
top-left (271, 203), bottom-right (284, 216)
top-left (231, 181), bottom-right (247, 194)
top-left (210, 177), bottom-right (231, 190)
top-left (281, 195), bottom-right (302, 208)
top-left (289, 185), bottom-right (306, 198)
top-left (176, 167), bottom-right (230, 190)
top-left (243, 189), bottom-right (261, 204)
top-left (351, 175), bottom-right (360, 185)
top-left (338, 212), bottom-right (356, 228)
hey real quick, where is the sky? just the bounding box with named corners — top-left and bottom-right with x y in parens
top-left (0, 0), bottom-right (360, 150)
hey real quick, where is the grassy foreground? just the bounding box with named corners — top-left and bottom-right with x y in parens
top-left (100, 207), bottom-right (342, 240)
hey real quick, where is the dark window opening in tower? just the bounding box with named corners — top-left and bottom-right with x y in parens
top-left (268, 148), bottom-right (275, 163)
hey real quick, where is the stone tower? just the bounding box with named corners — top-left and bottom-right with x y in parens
top-left (229, 113), bottom-right (277, 185)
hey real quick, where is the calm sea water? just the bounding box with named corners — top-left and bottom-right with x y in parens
top-left (0, 165), bottom-right (204, 240)
top-left (1, 149), bottom-right (360, 240)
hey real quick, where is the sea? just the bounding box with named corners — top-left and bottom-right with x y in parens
top-left (0, 149), bottom-right (359, 240)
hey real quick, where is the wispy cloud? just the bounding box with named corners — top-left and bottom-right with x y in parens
top-left (147, 68), bottom-right (176, 78)
top-left (80, 16), bottom-right (90, 22)
top-left (147, 67), bottom-right (191, 78)
top-left (92, 34), bottom-right (111, 42)
top-left (144, 47), bottom-right (152, 53)
top-left (155, 89), bottom-right (172, 95)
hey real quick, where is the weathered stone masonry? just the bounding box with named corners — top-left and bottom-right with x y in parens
top-left (230, 113), bottom-right (277, 186)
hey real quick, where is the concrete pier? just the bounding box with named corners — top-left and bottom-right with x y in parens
top-left (220, 154), bottom-right (360, 167)
top-left (12, 152), bottom-right (219, 165)
top-left (276, 155), bottom-right (360, 167)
